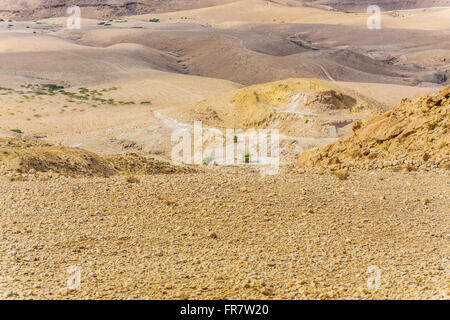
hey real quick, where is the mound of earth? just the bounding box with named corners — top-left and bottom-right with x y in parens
top-left (0, 138), bottom-right (191, 178)
top-left (176, 78), bottom-right (383, 130)
top-left (297, 86), bottom-right (450, 171)
top-left (163, 78), bottom-right (385, 163)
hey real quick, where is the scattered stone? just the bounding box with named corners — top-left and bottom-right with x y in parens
top-left (333, 170), bottom-right (349, 180)
top-left (207, 232), bottom-right (218, 239)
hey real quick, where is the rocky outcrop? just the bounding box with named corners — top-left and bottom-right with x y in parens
top-left (298, 86), bottom-right (450, 171)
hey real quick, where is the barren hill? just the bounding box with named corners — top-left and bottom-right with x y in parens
top-left (2, 0), bottom-right (449, 20)
top-left (0, 0), bottom-right (237, 20)
top-left (0, 138), bottom-right (192, 178)
top-left (74, 23), bottom-right (449, 86)
top-left (301, 0), bottom-right (450, 11)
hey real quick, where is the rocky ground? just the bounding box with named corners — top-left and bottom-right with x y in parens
top-left (0, 167), bottom-right (448, 299)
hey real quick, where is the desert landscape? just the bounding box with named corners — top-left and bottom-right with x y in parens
top-left (0, 0), bottom-right (448, 300)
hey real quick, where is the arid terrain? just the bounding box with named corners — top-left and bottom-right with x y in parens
top-left (0, 0), bottom-right (448, 300)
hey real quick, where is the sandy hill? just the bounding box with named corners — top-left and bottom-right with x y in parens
top-left (0, 0), bottom-right (238, 20)
top-left (0, 0), bottom-right (448, 162)
top-left (162, 78), bottom-right (400, 163)
top-left (169, 78), bottom-right (384, 129)
top-left (3, 0), bottom-right (449, 20)
top-left (298, 86), bottom-right (450, 171)
top-left (132, 0), bottom-right (450, 31)
top-left (301, 0), bottom-right (450, 12)
top-left (1, 1), bottom-right (448, 88)
top-left (73, 22), bottom-right (448, 87)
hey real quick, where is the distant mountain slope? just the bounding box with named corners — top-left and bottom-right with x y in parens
top-left (300, 0), bottom-right (450, 12)
top-left (2, 0), bottom-right (449, 20)
top-left (0, 0), bottom-right (238, 20)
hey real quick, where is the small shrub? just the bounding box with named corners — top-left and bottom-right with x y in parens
top-left (244, 153), bottom-right (250, 163)
top-left (43, 84), bottom-right (64, 91)
top-left (140, 101), bottom-right (152, 105)
top-left (427, 121), bottom-right (437, 130)
top-left (233, 135), bottom-right (238, 143)
top-left (203, 157), bottom-right (214, 165)
top-left (60, 90), bottom-right (74, 97)
top-left (305, 119), bottom-right (309, 124)
top-left (10, 129), bottom-right (23, 134)
top-left (73, 95), bottom-right (88, 100)
top-left (149, 18), bottom-right (160, 22)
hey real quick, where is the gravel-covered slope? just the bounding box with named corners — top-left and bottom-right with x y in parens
top-left (0, 169), bottom-right (448, 299)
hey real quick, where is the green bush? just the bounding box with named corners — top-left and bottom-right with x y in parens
top-left (427, 121), bottom-right (437, 130)
top-left (43, 84), bottom-right (64, 91)
top-left (203, 157), bottom-right (214, 165)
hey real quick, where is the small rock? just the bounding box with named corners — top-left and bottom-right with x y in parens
top-left (207, 232), bottom-right (218, 239)
top-left (58, 288), bottom-right (68, 296)
top-left (333, 170), bottom-right (349, 181)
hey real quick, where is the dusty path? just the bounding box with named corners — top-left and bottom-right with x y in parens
top-left (0, 169), bottom-right (448, 299)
